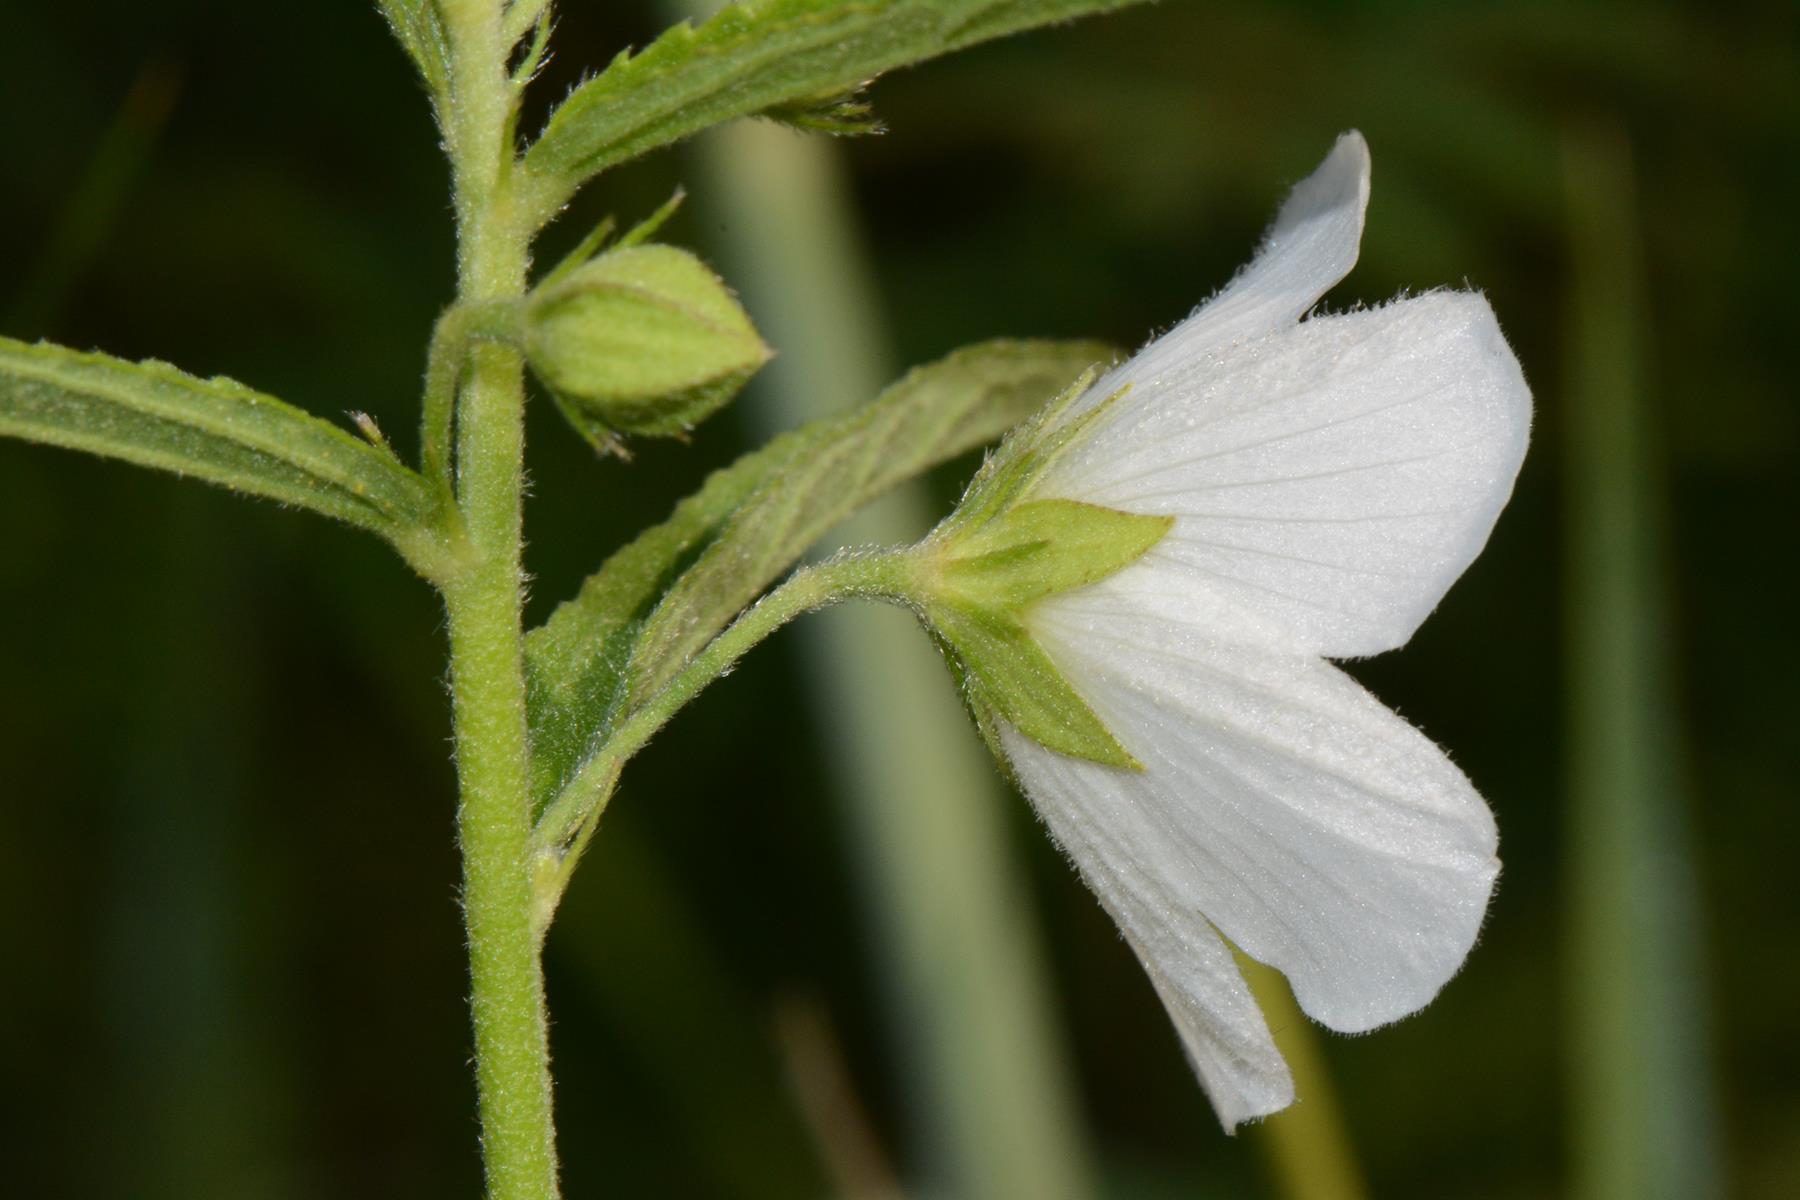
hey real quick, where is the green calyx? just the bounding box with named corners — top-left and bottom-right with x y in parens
top-left (905, 370), bottom-right (1170, 770)
top-left (931, 497), bottom-right (1172, 612)
top-left (521, 205), bottom-right (771, 450)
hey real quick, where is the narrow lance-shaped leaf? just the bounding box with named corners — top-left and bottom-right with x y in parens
top-left (0, 336), bottom-right (436, 546)
top-left (523, 337), bottom-right (1115, 810)
top-left (372, 0), bottom-right (454, 101)
top-left (519, 0), bottom-right (1151, 218)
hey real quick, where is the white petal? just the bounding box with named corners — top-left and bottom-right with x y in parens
top-left (998, 725), bottom-right (1295, 1130)
top-left (1015, 595), bottom-right (1499, 1036)
top-left (1087, 131), bottom-right (1370, 400)
top-left (1132, 929), bottom-right (1295, 1131)
top-left (1041, 291), bottom-right (1532, 657)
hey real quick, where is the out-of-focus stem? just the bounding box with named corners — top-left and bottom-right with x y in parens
top-left (1561, 119), bottom-right (1722, 1200)
top-left (677, 96), bottom-right (1100, 1200)
top-left (1242, 959), bottom-right (1368, 1200)
top-left (4, 58), bottom-right (182, 336)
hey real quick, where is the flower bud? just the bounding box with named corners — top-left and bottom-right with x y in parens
top-left (524, 244), bottom-right (771, 447)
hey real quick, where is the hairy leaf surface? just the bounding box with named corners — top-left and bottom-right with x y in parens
top-left (521, 0), bottom-right (1149, 214)
top-left (523, 338), bottom-right (1114, 809)
top-left (373, 0), bottom-right (453, 99)
top-left (0, 336), bottom-right (436, 541)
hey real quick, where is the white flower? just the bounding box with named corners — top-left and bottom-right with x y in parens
top-left (990, 132), bottom-right (1531, 1128)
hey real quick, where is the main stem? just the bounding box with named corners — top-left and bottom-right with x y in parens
top-left (438, 4), bottom-right (559, 1197)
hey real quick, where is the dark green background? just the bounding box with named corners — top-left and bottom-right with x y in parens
top-left (1, 1), bottom-right (1795, 1196)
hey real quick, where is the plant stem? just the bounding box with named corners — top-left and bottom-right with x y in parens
top-left (437, 3), bottom-right (559, 1197)
top-left (530, 551), bottom-right (916, 898)
top-left (445, 567), bottom-right (558, 1200)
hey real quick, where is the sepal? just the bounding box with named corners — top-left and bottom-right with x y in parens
top-left (904, 372), bottom-right (1167, 770)
top-left (926, 602), bottom-right (1141, 769)
top-left (933, 498), bottom-right (1171, 611)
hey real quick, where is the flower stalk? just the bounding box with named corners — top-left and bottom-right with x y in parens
top-left (528, 550), bottom-right (918, 924)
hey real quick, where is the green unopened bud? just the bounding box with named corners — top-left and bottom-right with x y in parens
top-left (524, 244), bottom-right (771, 448)
top-left (900, 372), bottom-right (1169, 770)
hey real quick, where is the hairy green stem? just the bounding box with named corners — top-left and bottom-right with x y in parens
top-left (446, 564), bottom-right (559, 1200)
top-left (529, 551), bottom-right (917, 918)
top-left (437, 3), bottom-right (559, 1197)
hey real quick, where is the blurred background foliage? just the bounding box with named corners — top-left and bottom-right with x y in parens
top-left (1, 0), bottom-right (1796, 1196)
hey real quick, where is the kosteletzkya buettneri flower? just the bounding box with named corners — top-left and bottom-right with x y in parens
top-left (901, 131), bottom-right (1531, 1129)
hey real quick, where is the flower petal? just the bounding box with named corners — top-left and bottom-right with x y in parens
top-left (1096, 130), bottom-right (1370, 392)
top-left (1041, 291), bottom-right (1532, 657)
top-left (1131, 926), bottom-right (1295, 1131)
top-left (1013, 594), bottom-right (1500, 1036)
top-left (998, 724), bottom-right (1295, 1129)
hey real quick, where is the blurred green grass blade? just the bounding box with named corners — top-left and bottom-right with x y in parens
top-left (681, 99), bottom-right (1100, 1200)
top-left (520, 0), bottom-right (1150, 216)
top-left (5, 58), bottom-right (180, 337)
top-left (1561, 120), bottom-right (1723, 1200)
top-left (770, 994), bottom-right (907, 1199)
top-left (523, 336), bottom-right (1109, 812)
top-left (552, 822), bottom-right (829, 1199)
top-left (1242, 959), bottom-right (1368, 1200)
top-left (100, 497), bottom-right (294, 1197)
top-left (0, 336), bottom-right (436, 543)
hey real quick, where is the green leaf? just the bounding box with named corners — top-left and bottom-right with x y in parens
top-left (519, 0), bottom-right (1152, 217)
top-left (0, 336), bottom-right (437, 546)
top-left (373, 0), bottom-right (453, 100)
top-left (941, 367), bottom-right (1125, 532)
top-left (504, 0), bottom-right (555, 48)
top-left (522, 337), bottom-right (1114, 808)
